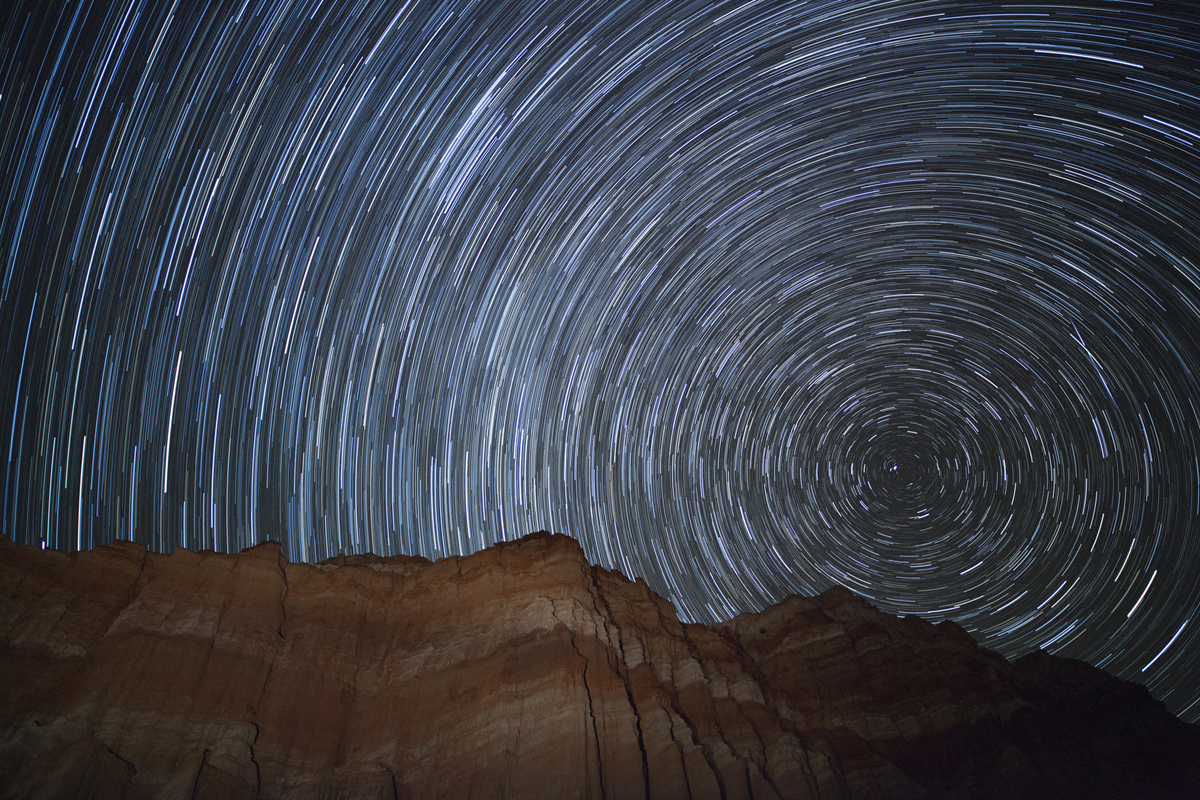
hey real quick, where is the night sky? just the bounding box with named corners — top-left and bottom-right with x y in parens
top-left (3, 0), bottom-right (1199, 721)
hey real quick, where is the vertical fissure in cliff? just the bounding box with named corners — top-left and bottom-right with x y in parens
top-left (248, 721), bottom-right (263, 795)
top-left (705, 635), bottom-right (788, 800)
top-left (275, 552), bottom-right (289, 641)
top-left (585, 566), bottom-right (653, 799)
top-left (671, 625), bottom-right (736, 800)
top-left (244, 551), bottom-right (290, 791)
top-left (546, 597), bottom-right (606, 800)
top-left (189, 748), bottom-right (209, 800)
top-left (630, 596), bottom-right (727, 799)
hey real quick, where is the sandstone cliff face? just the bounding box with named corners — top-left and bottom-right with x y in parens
top-left (1, 532), bottom-right (1197, 800)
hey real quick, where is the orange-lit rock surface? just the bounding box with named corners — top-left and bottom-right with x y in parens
top-left (2, 531), bottom-right (1198, 799)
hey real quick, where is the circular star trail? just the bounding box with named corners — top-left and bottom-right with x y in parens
top-left (2, 0), bottom-right (1199, 720)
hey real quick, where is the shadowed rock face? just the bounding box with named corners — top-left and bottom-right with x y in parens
top-left (1, 532), bottom-right (1197, 799)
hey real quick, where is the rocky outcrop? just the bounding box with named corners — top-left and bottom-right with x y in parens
top-left (1, 531), bottom-right (1197, 799)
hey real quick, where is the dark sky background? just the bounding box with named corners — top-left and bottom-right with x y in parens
top-left (2, 0), bottom-right (1199, 721)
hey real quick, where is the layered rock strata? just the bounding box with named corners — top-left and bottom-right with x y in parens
top-left (1, 531), bottom-right (1197, 799)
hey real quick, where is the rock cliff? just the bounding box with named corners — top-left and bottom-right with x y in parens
top-left (1, 531), bottom-right (1197, 799)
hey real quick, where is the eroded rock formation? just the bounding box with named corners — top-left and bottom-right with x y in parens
top-left (1, 531), bottom-right (1197, 799)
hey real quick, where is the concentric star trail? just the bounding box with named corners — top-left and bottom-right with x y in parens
top-left (2, 0), bottom-right (1199, 720)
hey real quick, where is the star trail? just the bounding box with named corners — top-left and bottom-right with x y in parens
top-left (3, 0), bottom-right (1199, 720)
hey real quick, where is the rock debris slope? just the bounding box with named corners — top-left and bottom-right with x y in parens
top-left (1, 531), bottom-right (1197, 799)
